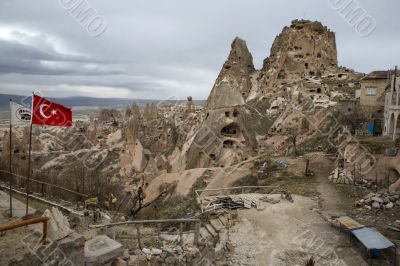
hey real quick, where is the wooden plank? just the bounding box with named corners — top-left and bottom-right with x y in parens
top-left (337, 216), bottom-right (364, 230)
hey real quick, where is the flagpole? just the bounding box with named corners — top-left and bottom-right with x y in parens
top-left (25, 93), bottom-right (34, 216)
top-left (9, 99), bottom-right (13, 218)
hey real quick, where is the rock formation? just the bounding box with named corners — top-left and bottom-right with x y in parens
top-left (207, 37), bottom-right (256, 108)
top-left (258, 19), bottom-right (338, 94)
top-left (183, 38), bottom-right (258, 170)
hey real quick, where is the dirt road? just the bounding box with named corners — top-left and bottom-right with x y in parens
top-left (310, 153), bottom-right (345, 214)
top-left (228, 194), bottom-right (367, 266)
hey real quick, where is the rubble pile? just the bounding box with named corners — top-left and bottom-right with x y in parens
top-left (202, 194), bottom-right (281, 212)
top-left (356, 192), bottom-right (400, 211)
top-left (113, 245), bottom-right (203, 266)
top-left (328, 168), bottom-right (354, 184)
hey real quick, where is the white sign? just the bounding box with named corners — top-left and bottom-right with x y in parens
top-left (10, 101), bottom-right (31, 125)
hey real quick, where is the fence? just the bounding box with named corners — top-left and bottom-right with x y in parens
top-left (89, 218), bottom-right (201, 249)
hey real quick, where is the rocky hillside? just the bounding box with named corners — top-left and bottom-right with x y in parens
top-left (0, 19), bottom-right (366, 209)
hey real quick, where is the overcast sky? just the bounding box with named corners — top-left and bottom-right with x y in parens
top-left (0, 0), bottom-right (399, 100)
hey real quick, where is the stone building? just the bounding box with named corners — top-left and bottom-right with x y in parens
top-left (359, 71), bottom-right (392, 135)
top-left (383, 70), bottom-right (400, 140)
top-left (360, 71), bottom-right (390, 110)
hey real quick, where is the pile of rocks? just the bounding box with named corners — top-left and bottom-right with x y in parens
top-left (356, 192), bottom-right (400, 211)
top-left (113, 245), bottom-right (202, 265)
top-left (328, 168), bottom-right (353, 184)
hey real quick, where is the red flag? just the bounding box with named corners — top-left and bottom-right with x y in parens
top-left (32, 95), bottom-right (72, 126)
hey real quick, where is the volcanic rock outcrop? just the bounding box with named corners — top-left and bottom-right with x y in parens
top-left (207, 37), bottom-right (256, 108)
top-left (258, 19), bottom-right (338, 94)
top-left (184, 38), bottom-right (258, 169)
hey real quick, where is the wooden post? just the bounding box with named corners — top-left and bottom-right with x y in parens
top-left (194, 222), bottom-right (200, 246)
top-left (26, 121), bottom-right (33, 216)
top-left (42, 218), bottom-right (48, 243)
top-left (179, 222), bottom-right (183, 246)
top-left (135, 224), bottom-right (142, 250)
top-left (157, 223), bottom-right (162, 242)
top-left (305, 158), bottom-right (309, 176)
top-left (9, 104), bottom-right (13, 218)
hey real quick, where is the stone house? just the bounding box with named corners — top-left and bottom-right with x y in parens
top-left (360, 71), bottom-right (390, 109)
top-left (359, 71), bottom-right (391, 135)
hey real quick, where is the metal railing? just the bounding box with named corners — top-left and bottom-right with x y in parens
top-left (0, 216), bottom-right (49, 243)
top-left (89, 218), bottom-right (201, 249)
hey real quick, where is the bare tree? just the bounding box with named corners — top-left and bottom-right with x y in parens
top-left (286, 126), bottom-right (300, 155)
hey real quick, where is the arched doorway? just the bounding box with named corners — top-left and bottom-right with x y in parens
top-left (389, 113), bottom-right (395, 135)
top-left (373, 119), bottom-right (383, 136)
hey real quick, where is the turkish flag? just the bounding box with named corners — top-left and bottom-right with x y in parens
top-left (32, 95), bottom-right (72, 126)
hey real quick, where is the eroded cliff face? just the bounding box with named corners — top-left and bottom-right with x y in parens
top-left (182, 38), bottom-right (259, 170)
top-left (258, 20), bottom-right (337, 93)
top-left (179, 19), bottom-right (364, 170)
top-left (206, 37), bottom-right (256, 109)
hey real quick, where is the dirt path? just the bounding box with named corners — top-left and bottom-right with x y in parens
top-left (311, 153), bottom-right (345, 214)
top-left (228, 194), bottom-right (367, 266)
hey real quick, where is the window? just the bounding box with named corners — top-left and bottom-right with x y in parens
top-left (366, 87), bottom-right (377, 95)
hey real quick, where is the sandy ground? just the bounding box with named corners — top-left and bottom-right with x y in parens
top-left (203, 163), bottom-right (253, 193)
top-left (0, 191), bottom-right (42, 265)
top-left (146, 168), bottom-right (209, 202)
top-left (0, 190), bottom-right (36, 217)
top-left (228, 194), bottom-right (368, 266)
top-left (146, 161), bottom-right (253, 202)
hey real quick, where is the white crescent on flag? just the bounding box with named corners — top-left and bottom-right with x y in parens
top-left (39, 104), bottom-right (51, 119)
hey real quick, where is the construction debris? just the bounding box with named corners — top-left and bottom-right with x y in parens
top-left (387, 220), bottom-right (400, 232)
top-left (328, 168), bottom-right (354, 184)
top-left (85, 235), bottom-right (123, 266)
top-left (202, 194), bottom-right (281, 211)
top-left (259, 195), bottom-right (280, 204)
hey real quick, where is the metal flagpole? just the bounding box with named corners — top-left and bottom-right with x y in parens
top-left (25, 93), bottom-right (34, 216)
top-left (9, 99), bottom-right (13, 218)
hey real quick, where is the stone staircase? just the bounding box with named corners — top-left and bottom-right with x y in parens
top-left (197, 214), bottom-right (230, 261)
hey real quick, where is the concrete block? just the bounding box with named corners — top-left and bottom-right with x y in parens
top-left (85, 235), bottom-right (123, 266)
